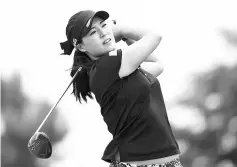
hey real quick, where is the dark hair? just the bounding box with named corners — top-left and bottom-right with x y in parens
top-left (70, 49), bottom-right (94, 103)
top-left (61, 10), bottom-right (109, 103)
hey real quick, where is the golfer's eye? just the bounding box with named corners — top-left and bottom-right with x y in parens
top-left (90, 31), bottom-right (96, 35)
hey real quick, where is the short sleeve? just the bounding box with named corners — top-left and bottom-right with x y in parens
top-left (90, 49), bottom-right (122, 101)
top-left (97, 49), bottom-right (122, 80)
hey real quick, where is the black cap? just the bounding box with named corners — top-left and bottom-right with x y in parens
top-left (60, 10), bottom-right (109, 55)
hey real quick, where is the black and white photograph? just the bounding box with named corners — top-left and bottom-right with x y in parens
top-left (1, 0), bottom-right (237, 167)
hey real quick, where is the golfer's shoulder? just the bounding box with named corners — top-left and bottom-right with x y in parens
top-left (97, 50), bottom-right (122, 68)
top-left (109, 49), bottom-right (118, 56)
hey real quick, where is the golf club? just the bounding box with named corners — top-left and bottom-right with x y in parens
top-left (28, 66), bottom-right (82, 159)
top-left (28, 20), bottom-right (116, 159)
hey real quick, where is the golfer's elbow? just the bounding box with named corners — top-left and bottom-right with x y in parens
top-left (154, 34), bottom-right (162, 46)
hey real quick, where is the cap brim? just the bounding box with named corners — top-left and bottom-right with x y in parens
top-left (88, 11), bottom-right (109, 28)
top-left (81, 11), bottom-right (110, 37)
top-left (94, 11), bottom-right (109, 20)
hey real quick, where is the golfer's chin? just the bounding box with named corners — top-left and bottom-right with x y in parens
top-left (92, 44), bottom-right (117, 58)
top-left (102, 45), bottom-right (117, 54)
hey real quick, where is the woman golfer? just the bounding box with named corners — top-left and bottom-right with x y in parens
top-left (60, 10), bottom-right (183, 167)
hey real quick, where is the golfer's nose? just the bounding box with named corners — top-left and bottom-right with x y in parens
top-left (98, 28), bottom-right (106, 38)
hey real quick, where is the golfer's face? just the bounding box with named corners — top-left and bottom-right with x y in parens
top-left (81, 17), bottom-right (116, 57)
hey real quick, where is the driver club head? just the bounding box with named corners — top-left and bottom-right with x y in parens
top-left (28, 132), bottom-right (52, 159)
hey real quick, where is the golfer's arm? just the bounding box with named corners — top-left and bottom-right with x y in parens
top-left (124, 38), bottom-right (164, 77)
top-left (124, 38), bottom-right (159, 62)
top-left (140, 61), bottom-right (164, 77)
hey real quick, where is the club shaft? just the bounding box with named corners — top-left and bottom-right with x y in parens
top-left (34, 67), bottom-right (82, 134)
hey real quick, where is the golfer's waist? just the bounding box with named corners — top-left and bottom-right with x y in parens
top-left (121, 154), bottom-right (180, 165)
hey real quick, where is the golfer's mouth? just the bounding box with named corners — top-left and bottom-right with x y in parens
top-left (103, 38), bottom-right (111, 44)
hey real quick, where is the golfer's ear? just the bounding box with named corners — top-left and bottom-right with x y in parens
top-left (76, 44), bottom-right (86, 52)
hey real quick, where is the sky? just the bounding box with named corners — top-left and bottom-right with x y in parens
top-left (1, 0), bottom-right (237, 167)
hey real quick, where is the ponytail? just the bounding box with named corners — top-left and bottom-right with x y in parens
top-left (70, 50), bottom-right (94, 103)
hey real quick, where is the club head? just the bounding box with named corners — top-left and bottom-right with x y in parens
top-left (28, 132), bottom-right (52, 159)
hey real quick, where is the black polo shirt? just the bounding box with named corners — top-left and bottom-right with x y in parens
top-left (89, 49), bottom-right (180, 163)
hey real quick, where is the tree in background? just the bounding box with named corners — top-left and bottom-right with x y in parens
top-left (1, 73), bottom-right (68, 167)
top-left (172, 30), bottom-right (237, 167)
